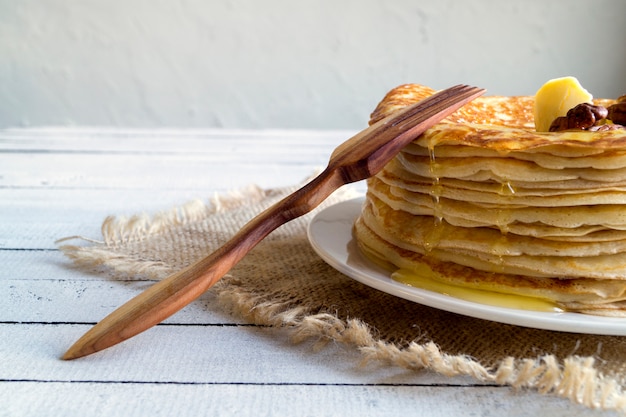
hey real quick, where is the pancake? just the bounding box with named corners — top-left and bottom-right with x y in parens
top-left (354, 215), bottom-right (626, 313)
top-left (368, 175), bottom-right (626, 236)
top-left (353, 83), bottom-right (626, 316)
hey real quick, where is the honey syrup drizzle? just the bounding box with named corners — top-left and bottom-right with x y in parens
top-left (424, 143), bottom-right (445, 252)
top-left (495, 180), bottom-right (516, 234)
top-left (492, 178), bottom-right (516, 271)
top-left (392, 268), bottom-right (562, 312)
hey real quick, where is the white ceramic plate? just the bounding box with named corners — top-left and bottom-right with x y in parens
top-left (307, 197), bottom-right (626, 336)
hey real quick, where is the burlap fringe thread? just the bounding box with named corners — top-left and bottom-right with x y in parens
top-left (60, 184), bottom-right (626, 414)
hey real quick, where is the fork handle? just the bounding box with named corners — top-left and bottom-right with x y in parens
top-left (63, 168), bottom-right (345, 359)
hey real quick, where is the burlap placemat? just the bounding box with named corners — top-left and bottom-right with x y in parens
top-left (60, 182), bottom-right (626, 413)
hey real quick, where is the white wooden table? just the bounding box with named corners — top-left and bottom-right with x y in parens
top-left (1, 128), bottom-right (619, 416)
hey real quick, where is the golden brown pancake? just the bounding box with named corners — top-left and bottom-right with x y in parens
top-left (354, 84), bottom-right (626, 316)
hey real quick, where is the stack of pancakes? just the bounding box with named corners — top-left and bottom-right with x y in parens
top-left (354, 84), bottom-right (626, 316)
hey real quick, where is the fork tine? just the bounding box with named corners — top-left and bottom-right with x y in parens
top-left (330, 85), bottom-right (485, 181)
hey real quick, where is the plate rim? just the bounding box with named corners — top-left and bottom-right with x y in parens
top-left (307, 197), bottom-right (626, 336)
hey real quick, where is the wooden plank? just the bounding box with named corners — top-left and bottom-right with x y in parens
top-left (0, 128), bottom-right (354, 153)
top-left (0, 251), bottom-right (240, 324)
top-left (0, 129), bottom-right (354, 190)
top-left (0, 153), bottom-right (321, 189)
top-left (1, 278), bottom-right (232, 325)
top-left (0, 183), bottom-right (364, 250)
top-left (0, 382), bottom-right (598, 417)
top-left (2, 323), bottom-right (477, 387)
top-left (1, 142), bottom-right (335, 164)
top-left (0, 188), bottom-right (238, 249)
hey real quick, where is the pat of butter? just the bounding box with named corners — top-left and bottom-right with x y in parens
top-left (534, 76), bottom-right (593, 132)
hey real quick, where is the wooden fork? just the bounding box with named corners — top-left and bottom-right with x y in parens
top-left (63, 84), bottom-right (485, 360)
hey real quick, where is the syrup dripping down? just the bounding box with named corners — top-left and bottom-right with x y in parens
top-left (424, 143), bottom-right (445, 252)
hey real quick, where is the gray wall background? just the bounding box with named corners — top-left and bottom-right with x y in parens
top-left (1, 0), bottom-right (625, 129)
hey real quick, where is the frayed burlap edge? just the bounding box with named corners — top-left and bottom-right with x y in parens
top-left (59, 184), bottom-right (626, 414)
top-left (59, 184), bottom-right (278, 279)
top-left (215, 283), bottom-right (626, 412)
